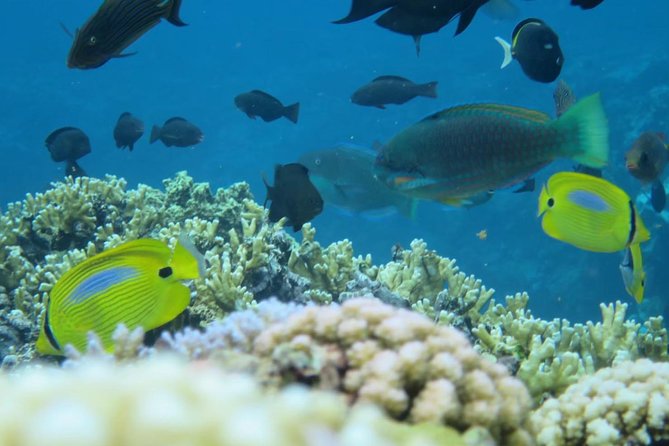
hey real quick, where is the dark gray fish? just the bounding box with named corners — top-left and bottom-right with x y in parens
top-left (571, 0), bottom-right (604, 9)
top-left (67, 0), bottom-right (187, 69)
top-left (114, 112), bottom-right (144, 151)
top-left (651, 180), bottom-right (666, 213)
top-left (65, 160), bottom-right (87, 178)
top-left (45, 127), bottom-right (91, 162)
top-left (495, 18), bottom-right (563, 83)
top-left (149, 117), bottom-right (204, 148)
top-left (351, 76), bottom-right (437, 109)
top-left (263, 163), bottom-right (323, 232)
top-left (234, 90), bottom-right (300, 124)
top-left (298, 145), bottom-right (417, 218)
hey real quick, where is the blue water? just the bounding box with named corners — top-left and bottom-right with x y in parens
top-left (1, 0), bottom-right (667, 323)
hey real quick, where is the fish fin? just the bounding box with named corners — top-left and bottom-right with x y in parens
top-left (481, 0), bottom-right (520, 21)
top-left (625, 244), bottom-right (645, 304)
top-left (454, 4), bottom-right (480, 36)
top-left (494, 37), bottom-right (513, 68)
top-left (371, 141), bottom-right (385, 152)
top-left (283, 103), bottom-right (300, 124)
top-left (554, 93), bottom-right (609, 168)
top-left (128, 143), bottom-right (134, 151)
top-left (165, 0), bottom-right (188, 26)
top-left (513, 178), bottom-right (535, 193)
top-left (149, 125), bottom-right (161, 144)
top-left (374, 104), bottom-right (386, 110)
top-left (439, 197), bottom-right (465, 207)
top-left (59, 22), bottom-right (74, 39)
top-left (396, 198), bottom-right (418, 219)
top-left (262, 174), bottom-right (273, 206)
top-left (334, 184), bottom-right (349, 199)
top-left (112, 51), bottom-right (137, 59)
top-left (418, 81), bottom-right (438, 99)
top-left (651, 180), bottom-right (666, 213)
top-left (171, 235), bottom-right (205, 280)
top-left (245, 112), bottom-right (256, 120)
top-left (413, 35), bottom-right (421, 57)
top-left (332, 0), bottom-right (393, 24)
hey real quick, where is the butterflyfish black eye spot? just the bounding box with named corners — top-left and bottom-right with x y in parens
top-left (547, 198), bottom-right (555, 207)
top-left (158, 267), bottom-right (173, 278)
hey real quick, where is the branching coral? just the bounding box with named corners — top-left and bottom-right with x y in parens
top-left (529, 358), bottom-right (669, 446)
top-left (0, 354), bottom-right (468, 446)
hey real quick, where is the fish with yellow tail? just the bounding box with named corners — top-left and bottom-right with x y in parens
top-left (620, 244), bottom-right (645, 303)
top-left (374, 93), bottom-right (609, 206)
top-left (538, 172), bottom-right (650, 253)
top-left (36, 237), bottom-right (204, 356)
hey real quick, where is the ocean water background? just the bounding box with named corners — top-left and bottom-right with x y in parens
top-left (0, 0), bottom-right (667, 323)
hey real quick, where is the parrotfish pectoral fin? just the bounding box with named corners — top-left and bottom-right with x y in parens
top-left (494, 37), bottom-right (513, 68)
top-left (165, 0), bottom-right (188, 26)
top-left (112, 51), bottom-right (138, 59)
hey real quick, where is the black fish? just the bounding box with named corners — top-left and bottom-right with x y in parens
top-left (65, 160), bottom-right (87, 178)
top-left (263, 163), bottom-right (323, 232)
top-left (495, 18), bottom-right (563, 83)
top-left (351, 76), bottom-right (438, 109)
top-left (67, 0), bottom-right (187, 69)
top-left (149, 117), bottom-right (204, 148)
top-left (114, 112), bottom-right (144, 151)
top-left (234, 90), bottom-right (300, 124)
top-left (45, 127), bottom-right (91, 162)
top-left (571, 0), bottom-right (605, 9)
top-left (651, 180), bottom-right (667, 213)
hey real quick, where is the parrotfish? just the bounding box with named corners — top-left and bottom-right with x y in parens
top-left (538, 172), bottom-right (650, 253)
top-left (234, 90), bottom-right (300, 124)
top-left (351, 76), bottom-right (438, 109)
top-left (114, 112), bottom-right (144, 151)
top-left (36, 237), bottom-right (204, 356)
top-left (67, 0), bottom-right (187, 69)
top-left (263, 163), bottom-right (323, 231)
top-left (150, 117), bottom-right (204, 148)
top-left (45, 127), bottom-right (91, 178)
top-left (374, 94), bottom-right (609, 206)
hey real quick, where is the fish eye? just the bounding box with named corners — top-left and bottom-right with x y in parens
top-left (158, 266), bottom-right (173, 278)
top-left (315, 158), bottom-right (321, 166)
top-left (547, 198), bottom-right (555, 207)
top-left (88, 36), bottom-right (97, 46)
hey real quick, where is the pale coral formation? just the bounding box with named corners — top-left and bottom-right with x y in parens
top-left (0, 354), bottom-right (468, 446)
top-left (529, 358), bottom-right (669, 446)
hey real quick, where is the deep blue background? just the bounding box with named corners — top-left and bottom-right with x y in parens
top-left (1, 0), bottom-right (667, 322)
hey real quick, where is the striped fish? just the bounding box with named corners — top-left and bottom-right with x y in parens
top-left (36, 238), bottom-right (203, 356)
top-left (67, 0), bottom-right (186, 69)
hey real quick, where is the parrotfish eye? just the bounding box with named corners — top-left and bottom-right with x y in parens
top-left (315, 158), bottom-right (321, 166)
top-left (158, 267), bottom-right (173, 278)
top-left (87, 36), bottom-right (97, 46)
top-left (547, 198), bottom-right (555, 208)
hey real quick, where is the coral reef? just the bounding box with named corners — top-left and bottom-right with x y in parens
top-left (529, 358), bottom-right (669, 446)
top-left (0, 354), bottom-right (468, 446)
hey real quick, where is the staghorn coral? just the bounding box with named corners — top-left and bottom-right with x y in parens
top-left (529, 358), bottom-right (669, 446)
top-left (0, 354), bottom-right (468, 446)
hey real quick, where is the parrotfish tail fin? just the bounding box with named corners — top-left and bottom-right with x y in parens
top-left (419, 81), bottom-right (438, 98)
top-left (128, 142), bottom-right (134, 152)
top-left (149, 125), bottom-right (161, 144)
top-left (171, 235), bottom-right (205, 280)
top-left (554, 93), bottom-right (609, 169)
top-left (284, 103), bottom-right (300, 124)
top-left (397, 198), bottom-right (418, 219)
top-left (165, 0), bottom-right (187, 26)
top-left (494, 37), bottom-right (513, 68)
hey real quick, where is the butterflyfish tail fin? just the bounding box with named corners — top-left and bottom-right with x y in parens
top-left (170, 235), bottom-right (205, 280)
top-left (494, 36), bottom-right (513, 68)
top-left (554, 93), bottom-right (609, 169)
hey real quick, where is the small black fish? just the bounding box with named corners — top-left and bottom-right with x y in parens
top-left (149, 117), bottom-right (204, 148)
top-left (114, 112), bottom-right (144, 151)
top-left (263, 163), bottom-right (323, 232)
top-left (495, 18), bottom-right (563, 83)
top-left (651, 180), bottom-right (667, 213)
top-left (45, 127), bottom-right (91, 163)
top-left (234, 90), bottom-right (300, 124)
top-left (352, 76), bottom-right (438, 109)
top-left (65, 160), bottom-right (87, 178)
top-left (570, 0), bottom-right (605, 9)
top-left (67, 0), bottom-right (187, 69)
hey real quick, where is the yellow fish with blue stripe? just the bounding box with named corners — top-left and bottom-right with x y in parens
top-left (36, 237), bottom-right (204, 356)
top-left (619, 244), bottom-right (645, 303)
top-left (538, 172), bottom-right (650, 253)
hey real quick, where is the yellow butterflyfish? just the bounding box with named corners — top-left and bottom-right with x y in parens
top-left (619, 244), bottom-right (645, 304)
top-left (36, 237), bottom-right (204, 356)
top-left (538, 172), bottom-right (650, 253)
